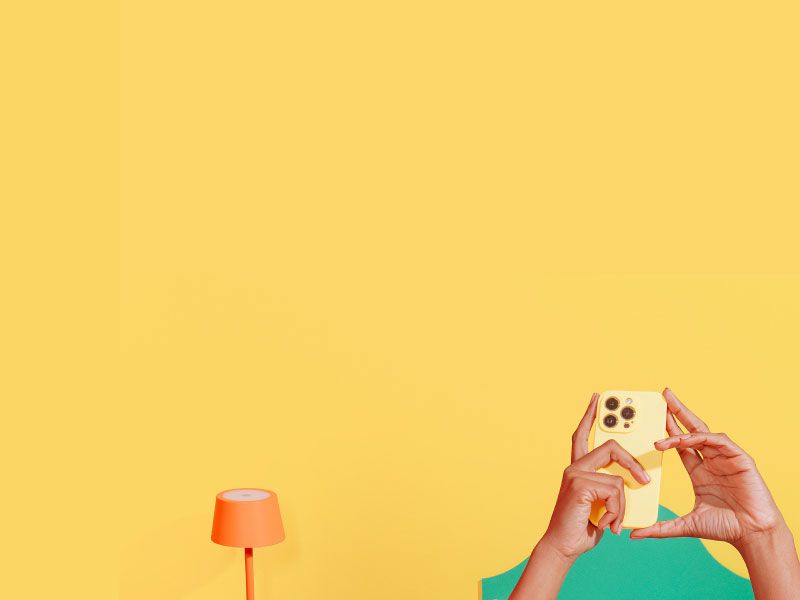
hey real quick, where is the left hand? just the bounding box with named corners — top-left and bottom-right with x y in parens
top-left (540, 393), bottom-right (651, 560)
top-left (510, 393), bottom-right (653, 600)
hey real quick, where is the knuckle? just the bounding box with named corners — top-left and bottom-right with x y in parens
top-left (564, 474), bottom-right (582, 491)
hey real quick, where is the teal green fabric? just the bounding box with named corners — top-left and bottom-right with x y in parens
top-left (482, 506), bottom-right (753, 599)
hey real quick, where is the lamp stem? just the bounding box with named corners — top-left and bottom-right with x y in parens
top-left (245, 547), bottom-right (254, 600)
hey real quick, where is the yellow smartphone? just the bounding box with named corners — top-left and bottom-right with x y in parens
top-left (590, 390), bottom-right (667, 529)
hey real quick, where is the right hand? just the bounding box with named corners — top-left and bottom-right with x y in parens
top-left (630, 388), bottom-right (785, 548)
top-left (539, 393), bottom-right (651, 561)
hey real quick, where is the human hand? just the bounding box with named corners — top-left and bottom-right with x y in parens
top-left (541, 392), bottom-right (651, 561)
top-left (630, 388), bottom-right (785, 548)
top-left (510, 393), bottom-right (653, 600)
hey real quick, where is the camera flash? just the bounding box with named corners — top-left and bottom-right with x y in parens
top-left (625, 398), bottom-right (633, 405)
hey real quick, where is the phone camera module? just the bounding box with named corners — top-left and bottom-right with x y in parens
top-left (605, 397), bottom-right (619, 411)
top-left (603, 414), bottom-right (618, 428)
top-left (621, 406), bottom-right (635, 420)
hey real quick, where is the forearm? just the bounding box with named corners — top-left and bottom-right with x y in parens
top-left (736, 524), bottom-right (800, 600)
top-left (509, 538), bottom-right (574, 600)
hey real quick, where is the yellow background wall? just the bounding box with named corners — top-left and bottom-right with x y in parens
top-left (3, 1), bottom-right (800, 598)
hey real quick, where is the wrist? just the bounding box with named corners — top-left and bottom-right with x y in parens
top-left (733, 521), bottom-right (800, 598)
top-left (734, 521), bottom-right (795, 560)
top-left (534, 534), bottom-right (579, 570)
top-left (510, 535), bottom-right (577, 599)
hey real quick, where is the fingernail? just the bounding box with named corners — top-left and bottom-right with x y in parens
top-left (655, 438), bottom-right (668, 444)
top-left (642, 471), bottom-right (651, 483)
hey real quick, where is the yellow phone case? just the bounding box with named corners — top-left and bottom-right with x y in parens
top-left (590, 390), bottom-right (666, 529)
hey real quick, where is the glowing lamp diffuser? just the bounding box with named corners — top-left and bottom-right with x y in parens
top-left (211, 488), bottom-right (285, 599)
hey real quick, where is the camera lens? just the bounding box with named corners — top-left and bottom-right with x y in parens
top-left (621, 406), bottom-right (635, 420)
top-left (605, 397), bottom-right (619, 411)
top-left (603, 414), bottom-right (618, 427)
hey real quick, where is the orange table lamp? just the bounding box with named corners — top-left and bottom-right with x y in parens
top-left (211, 488), bottom-right (285, 600)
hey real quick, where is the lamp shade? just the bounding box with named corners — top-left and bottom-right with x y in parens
top-left (211, 488), bottom-right (285, 548)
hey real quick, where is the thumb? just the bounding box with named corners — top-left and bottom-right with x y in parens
top-left (630, 515), bottom-right (692, 540)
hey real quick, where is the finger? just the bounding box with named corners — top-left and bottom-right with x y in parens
top-left (601, 479), bottom-right (625, 535)
top-left (583, 472), bottom-right (626, 534)
top-left (654, 432), bottom-right (745, 459)
top-left (666, 411), bottom-right (702, 472)
top-left (573, 476), bottom-right (624, 534)
top-left (596, 511), bottom-right (615, 531)
top-left (665, 410), bottom-right (684, 436)
top-left (571, 392), bottom-right (599, 462)
top-left (630, 515), bottom-right (691, 540)
top-left (571, 439), bottom-right (651, 485)
top-left (663, 387), bottom-right (709, 433)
